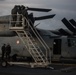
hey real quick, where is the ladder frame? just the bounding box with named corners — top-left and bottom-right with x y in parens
top-left (9, 14), bottom-right (51, 67)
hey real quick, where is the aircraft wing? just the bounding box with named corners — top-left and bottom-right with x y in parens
top-left (50, 30), bottom-right (61, 35)
top-left (49, 28), bottom-right (73, 36)
top-left (58, 28), bottom-right (72, 36)
top-left (37, 28), bottom-right (60, 37)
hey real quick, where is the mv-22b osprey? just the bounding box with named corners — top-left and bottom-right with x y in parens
top-left (0, 5), bottom-right (76, 67)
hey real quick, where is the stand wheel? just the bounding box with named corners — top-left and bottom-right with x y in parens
top-left (1, 60), bottom-right (7, 67)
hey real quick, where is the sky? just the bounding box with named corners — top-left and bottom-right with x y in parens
top-left (0, 0), bottom-right (76, 30)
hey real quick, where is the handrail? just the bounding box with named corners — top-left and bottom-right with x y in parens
top-left (29, 20), bottom-right (51, 62)
top-left (23, 16), bottom-right (50, 62)
top-left (9, 14), bottom-right (51, 63)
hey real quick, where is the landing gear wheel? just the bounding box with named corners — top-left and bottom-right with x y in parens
top-left (1, 61), bottom-right (7, 67)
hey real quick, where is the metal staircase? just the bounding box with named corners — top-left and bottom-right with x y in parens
top-left (9, 14), bottom-right (51, 67)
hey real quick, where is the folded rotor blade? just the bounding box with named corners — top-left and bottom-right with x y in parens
top-left (69, 19), bottom-right (76, 27)
top-left (59, 28), bottom-right (72, 36)
top-left (27, 7), bottom-right (52, 12)
top-left (62, 18), bottom-right (76, 33)
top-left (34, 14), bottom-right (55, 21)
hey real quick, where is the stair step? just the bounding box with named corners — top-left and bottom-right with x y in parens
top-left (9, 27), bottom-right (24, 30)
top-left (10, 26), bottom-right (47, 64)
